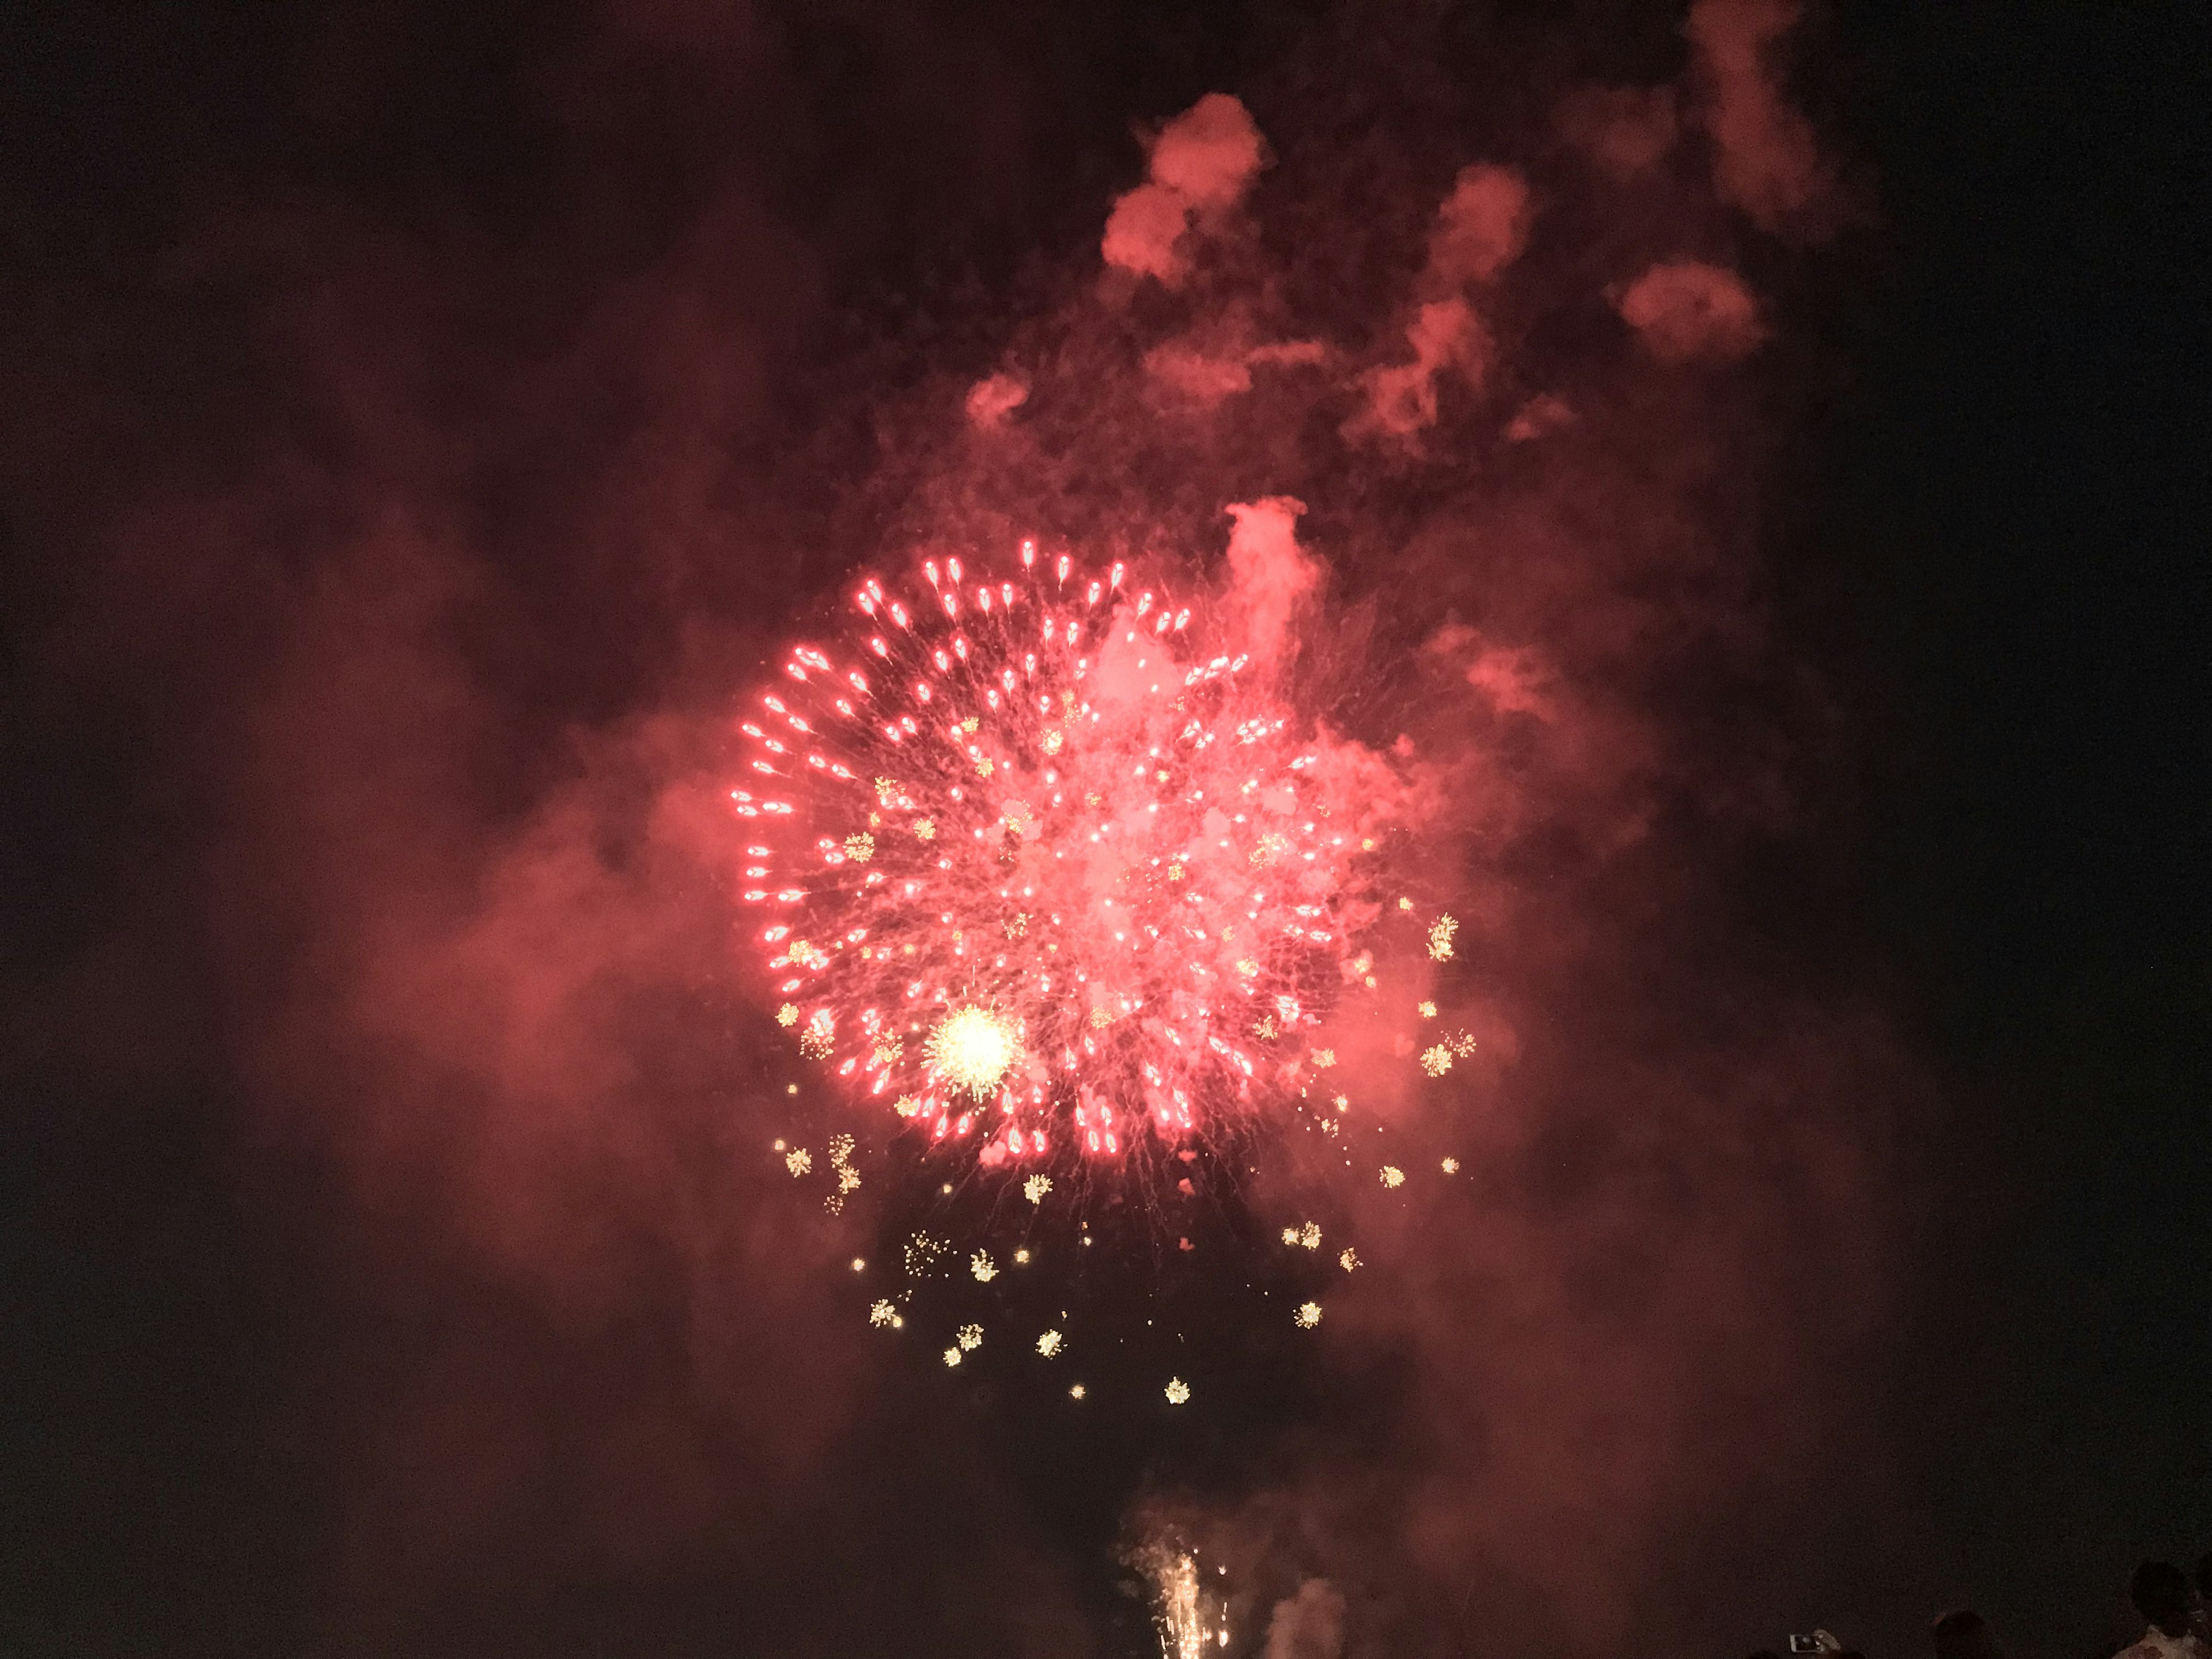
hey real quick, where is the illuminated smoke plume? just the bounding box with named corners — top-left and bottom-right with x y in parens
top-left (11, 3), bottom-right (1919, 1652)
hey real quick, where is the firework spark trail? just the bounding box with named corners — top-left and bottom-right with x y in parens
top-left (734, 542), bottom-right (1412, 1182)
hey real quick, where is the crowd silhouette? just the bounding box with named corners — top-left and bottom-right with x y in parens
top-left (1747, 1556), bottom-right (2212, 1659)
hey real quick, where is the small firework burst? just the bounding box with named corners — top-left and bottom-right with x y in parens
top-left (776, 1002), bottom-right (798, 1027)
top-left (1420, 1044), bottom-right (1453, 1076)
top-left (914, 817), bottom-right (935, 840)
top-left (1069, 1383), bottom-right (1086, 1400)
top-left (925, 1005), bottom-right (1021, 1099)
top-left (843, 832), bottom-right (874, 862)
top-left (1428, 914), bottom-right (1459, 961)
top-left (869, 1299), bottom-right (899, 1327)
top-left (1294, 1301), bottom-right (1322, 1328)
top-left (1022, 1174), bottom-right (1052, 1205)
top-left (942, 1347), bottom-right (962, 1368)
top-left (1441, 1156), bottom-right (1460, 1175)
top-left (1036, 1330), bottom-right (1063, 1357)
top-left (903, 1233), bottom-right (946, 1275)
top-left (1417, 1000), bottom-right (1437, 1018)
top-left (1380, 1165), bottom-right (1405, 1188)
top-left (970, 1251), bottom-right (998, 1282)
top-left (1164, 1377), bottom-right (1191, 1405)
top-left (955, 1323), bottom-right (983, 1352)
top-left (784, 1147), bottom-right (812, 1176)
top-left (1339, 1247), bottom-right (1360, 1272)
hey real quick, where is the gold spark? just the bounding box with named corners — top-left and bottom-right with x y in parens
top-left (1069, 1383), bottom-right (1086, 1400)
top-left (1088, 1006), bottom-right (1112, 1028)
top-left (874, 777), bottom-right (902, 805)
top-left (975, 756), bottom-right (995, 778)
top-left (1428, 914), bottom-right (1458, 961)
top-left (872, 1035), bottom-right (903, 1066)
top-left (1164, 1377), bottom-right (1191, 1405)
top-left (1380, 1165), bottom-right (1405, 1188)
top-left (1339, 1247), bottom-right (1360, 1272)
top-left (1043, 729), bottom-right (1064, 755)
top-left (776, 1003), bottom-right (798, 1027)
top-left (892, 1094), bottom-right (921, 1118)
top-left (962, 715), bottom-right (979, 733)
top-left (1013, 1248), bottom-right (1031, 1264)
top-left (1252, 1015), bottom-right (1278, 1040)
top-left (1005, 912), bottom-right (1029, 938)
top-left (1442, 1157), bottom-right (1461, 1174)
top-left (843, 831), bottom-right (874, 862)
top-left (869, 1300), bottom-right (897, 1327)
top-left (1312, 1048), bottom-right (1336, 1069)
top-left (1420, 1044), bottom-right (1453, 1076)
top-left (784, 1148), bottom-right (812, 1176)
top-left (971, 1251), bottom-right (998, 1282)
top-left (956, 1323), bottom-right (983, 1351)
top-left (1234, 959), bottom-right (1259, 978)
top-left (925, 1005), bottom-right (1021, 1098)
top-left (1036, 1330), bottom-right (1063, 1357)
top-left (1167, 862), bottom-right (1185, 881)
top-left (903, 1233), bottom-right (946, 1275)
top-left (942, 1348), bottom-right (961, 1367)
top-left (1418, 1001), bottom-right (1437, 1018)
top-left (1001, 798), bottom-right (1033, 833)
top-left (1398, 896), bottom-right (1413, 910)
top-left (1023, 1175), bottom-right (1052, 1205)
top-left (915, 818), bottom-right (936, 840)
top-left (1449, 1029), bottom-right (1479, 1056)
top-left (1279, 1227), bottom-right (1298, 1247)
top-left (1294, 1301), bottom-right (1323, 1328)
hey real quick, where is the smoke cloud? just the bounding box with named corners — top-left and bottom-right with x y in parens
top-left (0, 4), bottom-right (1905, 1654)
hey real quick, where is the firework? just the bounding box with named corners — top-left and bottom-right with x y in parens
top-left (740, 543), bottom-right (1454, 1384)
top-left (734, 544), bottom-right (1393, 1169)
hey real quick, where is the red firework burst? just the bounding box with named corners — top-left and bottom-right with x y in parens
top-left (732, 541), bottom-right (1401, 1174)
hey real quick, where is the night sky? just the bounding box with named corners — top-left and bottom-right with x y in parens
top-left (1, 5), bottom-right (2204, 1658)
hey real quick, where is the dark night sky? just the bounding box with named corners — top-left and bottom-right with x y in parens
top-left (0, 3), bottom-right (2205, 1657)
